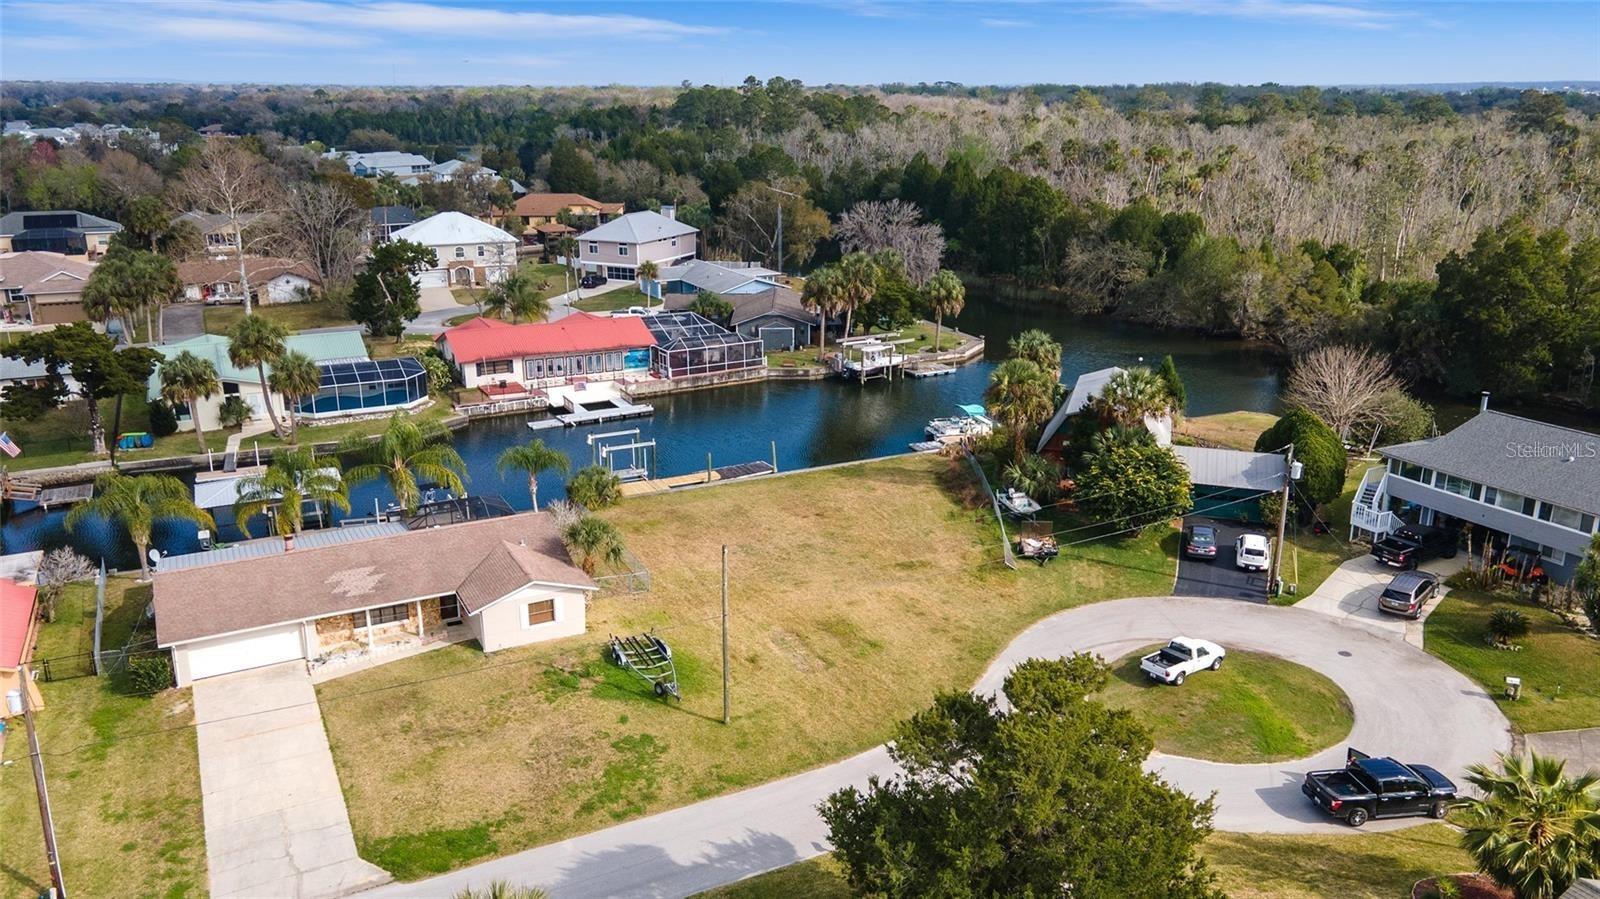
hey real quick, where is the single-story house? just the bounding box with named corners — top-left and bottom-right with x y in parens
top-left (149, 329), bottom-right (426, 431)
top-left (389, 211), bottom-right (517, 288)
top-left (172, 210), bottom-right (272, 255)
top-left (368, 205), bottom-right (418, 244)
top-left (153, 512), bottom-right (597, 684)
top-left (0, 210), bottom-right (121, 260)
top-left (663, 284), bottom-right (820, 351)
top-left (0, 356), bottom-right (79, 404)
top-left (0, 578), bottom-right (45, 716)
top-left (1037, 366), bottom-right (1173, 453)
top-left (176, 256), bottom-right (321, 305)
top-left (510, 193), bottom-right (624, 231)
top-left (437, 313), bottom-right (656, 390)
top-left (0, 251), bottom-right (95, 326)
top-left (1353, 405), bottom-right (1600, 583)
top-left (1171, 445), bottom-right (1287, 523)
top-left (657, 259), bottom-right (781, 297)
top-left (577, 208), bottom-right (697, 282)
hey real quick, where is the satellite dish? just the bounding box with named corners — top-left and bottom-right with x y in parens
top-left (148, 548), bottom-right (162, 564)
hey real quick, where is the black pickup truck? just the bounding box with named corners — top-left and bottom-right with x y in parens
top-left (1372, 525), bottom-right (1458, 569)
top-left (1302, 748), bottom-right (1457, 827)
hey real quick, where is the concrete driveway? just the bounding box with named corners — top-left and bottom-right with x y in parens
top-left (1526, 728), bottom-right (1600, 775)
top-left (194, 661), bottom-right (389, 899)
top-left (362, 597), bottom-right (1510, 899)
top-left (1295, 554), bottom-right (1468, 646)
top-left (1174, 518), bottom-right (1271, 601)
top-left (160, 303), bottom-right (206, 343)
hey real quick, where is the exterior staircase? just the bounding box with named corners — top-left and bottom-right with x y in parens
top-left (1349, 466), bottom-right (1402, 541)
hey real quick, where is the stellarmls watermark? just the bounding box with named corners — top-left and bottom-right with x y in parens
top-left (1505, 441), bottom-right (1599, 460)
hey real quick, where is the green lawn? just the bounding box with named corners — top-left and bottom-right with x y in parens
top-left (0, 393), bottom-right (230, 471)
top-left (455, 263), bottom-right (579, 307)
top-left (0, 577), bottom-right (207, 899)
top-left (204, 299), bottom-right (355, 335)
top-left (1096, 646), bottom-right (1353, 763)
top-left (693, 825), bottom-right (1476, 899)
top-left (318, 454), bottom-right (1177, 879)
top-left (1275, 460), bottom-right (1376, 603)
top-left (1425, 584), bottom-right (1600, 733)
top-left (571, 287), bottom-right (651, 313)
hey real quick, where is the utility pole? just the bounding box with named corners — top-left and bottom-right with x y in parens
top-left (1269, 443), bottom-right (1296, 598)
top-left (721, 545), bottom-right (730, 726)
top-left (10, 670), bottom-right (68, 898)
top-left (763, 184), bottom-right (800, 276)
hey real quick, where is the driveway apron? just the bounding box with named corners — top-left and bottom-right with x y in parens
top-left (194, 661), bottom-right (390, 899)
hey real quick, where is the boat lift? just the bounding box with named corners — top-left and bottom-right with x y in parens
top-left (588, 428), bottom-right (655, 482)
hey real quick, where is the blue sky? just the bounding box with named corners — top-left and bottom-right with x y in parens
top-left (2, 1), bottom-right (1596, 87)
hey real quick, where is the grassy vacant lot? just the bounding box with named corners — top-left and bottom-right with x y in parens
top-left (1177, 410), bottom-right (1279, 450)
top-left (1425, 585), bottom-right (1600, 733)
top-left (204, 299), bottom-right (354, 335)
top-left (317, 453), bottom-right (1176, 878)
top-left (695, 824), bottom-right (1474, 899)
top-left (1097, 647), bottom-right (1353, 763)
top-left (0, 578), bottom-right (206, 899)
top-left (572, 286), bottom-right (652, 312)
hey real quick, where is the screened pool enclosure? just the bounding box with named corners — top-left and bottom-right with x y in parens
top-left (296, 357), bottom-right (429, 417)
top-left (643, 311), bottom-right (765, 379)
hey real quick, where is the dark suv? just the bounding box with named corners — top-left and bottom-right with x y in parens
top-left (1373, 525), bottom-right (1458, 569)
top-left (1377, 571), bottom-right (1439, 619)
top-left (579, 273), bottom-right (606, 289)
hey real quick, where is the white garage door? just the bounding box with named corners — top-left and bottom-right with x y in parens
top-left (417, 268), bottom-right (447, 288)
top-left (184, 623), bottom-right (304, 681)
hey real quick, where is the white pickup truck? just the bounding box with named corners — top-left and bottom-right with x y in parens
top-left (1139, 637), bottom-right (1227, 686)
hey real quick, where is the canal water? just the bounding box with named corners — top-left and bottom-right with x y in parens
top-left (3, 303), bottom-right (1284, 566)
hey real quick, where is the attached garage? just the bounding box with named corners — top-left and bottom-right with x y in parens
top-left (176, 623), bottom-right (306, 683)
top-left (417, 268), bottom-right (448, 288)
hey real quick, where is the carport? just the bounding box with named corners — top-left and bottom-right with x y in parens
top-left (1171, 446), bottom-right (1287, 601)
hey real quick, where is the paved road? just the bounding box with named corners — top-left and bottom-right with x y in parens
top-left (360, 597), bottom-right (1511, 899)
top-left (195, 662), bottom-right (390, 899)
top-left (1526, 728), bottom-right (1600, 775)
top-left (1173, 518), bottom-right (1271, 601)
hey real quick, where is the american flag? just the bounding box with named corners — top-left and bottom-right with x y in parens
top-left (0, 432), bottom-right (20, 458)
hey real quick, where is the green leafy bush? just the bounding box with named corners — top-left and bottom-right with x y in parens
top-left (146, 398), bottom-right (179, 437)
top-left (126, 653), bottom-right (173, 693)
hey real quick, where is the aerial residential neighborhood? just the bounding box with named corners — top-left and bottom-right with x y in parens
top-left (1, 5), bottom-right (1599, 899)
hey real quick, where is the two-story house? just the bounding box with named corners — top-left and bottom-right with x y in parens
top-left (576, 209), bottom-right (697, 282)
top-left (388, 212), bottom-right (518, 287)
top-left (1350, 402), bottom-right (1600, 583)
top-left (0, 210), bottom-right (121, 260)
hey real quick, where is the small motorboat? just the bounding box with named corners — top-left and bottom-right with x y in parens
top-left (925, 404), bottom-right (996, 441)
top-left (997, 487), bottom-right (1042, 519)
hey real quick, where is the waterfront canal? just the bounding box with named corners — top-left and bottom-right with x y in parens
top-left (3, 305), bottom-right (1284, 566)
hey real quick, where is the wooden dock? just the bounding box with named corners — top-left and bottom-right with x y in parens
top-left (619, 460), bottom-right (775, 497)
top-left (554, 400), bottom-right (654, 427)
top-left (36, 483), bottom-right (95, 511)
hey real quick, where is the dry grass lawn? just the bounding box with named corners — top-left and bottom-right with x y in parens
top-left (317, 453), bottom-right (1176, 878)
top-left (1178, 410), bottom-right (1280, 450)
top-left (0, 578), bottom-right (206, 899)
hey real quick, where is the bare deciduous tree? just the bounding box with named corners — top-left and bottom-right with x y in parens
top-left (1282, 345), bottom-right (1402, 441)
top-left (834, 199), bottom-right (945, 285)
top-left (175, 137), bottom-right (281, 314)
top-left (35, 547), bottom-right (96, 623)
top-left (277, 182), bottom-right (364, 283)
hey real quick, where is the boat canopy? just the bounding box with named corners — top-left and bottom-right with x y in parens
top-left (957, 404), bottom-right (988, 417)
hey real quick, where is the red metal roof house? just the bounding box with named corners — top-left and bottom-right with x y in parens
top-left (437, 313), bottom-right (657, 390)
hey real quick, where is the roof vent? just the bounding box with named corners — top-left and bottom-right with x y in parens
top-left (1480, 391), bottom-right (1491, 413)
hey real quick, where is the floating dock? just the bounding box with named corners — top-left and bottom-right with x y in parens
top-left (906, 362), bottom-right (955, 378)
top-left (554, 400), bottom-right (655, 427)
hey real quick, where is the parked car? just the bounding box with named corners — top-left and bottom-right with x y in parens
top-left (1496, 546), bottom-right (1550, 584)
top-left (1377, 571), bottom-right (1439, 619)
top-left (1302, 748), bottom-right (1457, 827)
top-left (1139, 636), bottom-right (1226, 686)
top-left (579, 273), bottom-right (606, 289)
top-left (1235, 533), bottom-right (1270, 572)
top-left (1373, 525), bottom-right (1457, 569)
top-left (1183, 524), bottom-right (1219, 560)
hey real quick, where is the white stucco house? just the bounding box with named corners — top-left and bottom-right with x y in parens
top-left (153, 512), bottom-right (596, 685)
top-left (389, 211), bottom-right (518, 288)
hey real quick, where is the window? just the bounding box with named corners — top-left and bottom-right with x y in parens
top-left (1541, 545), bottom-right (1567, 565)
top-left (1539, 502), bottom-right (1588, 532)
top-left (1436, 473), bottom-right (1480, 500)
top-left (477, 245), bottom-right (485, 257)
top-left (478, 359), bottom-right (513, 377)
top-left (671, 237), bottom-right (677, 247)
top-left (222, 382), bottom-right (240, 396)
top-left (1394, 461), bottom-right (1428, 483)
top-left (618, 244), bottom-right (629, 256)
top-left (588, 242), bottom-right (598, 254)
top-left (454, 246), bottom-right (465, 259)
top-left (367, 604), bottom-right (409, 626)
top-left (526, 599), bottom-right (556, 626)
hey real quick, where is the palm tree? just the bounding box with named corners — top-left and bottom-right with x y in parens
top-left (342, 412), bottom-right (468, 514)
top-left (554, 234), bottom-right (580, 294)
top-left (497, 439), bottom-right (570, 510)
top-left (267, 350), bottom-right (321, 444)
top-left (227, 314), bottom-right (289, 437)
top-left (1459, 752), bottom-right (1600, 899)
top-left (66, 472), bottom-right (214, 581)
top-left (562, 516), bottom-right (625, 576)
top-left (487, 270), bottom-right (552, 324)
top-left (566, 465), bottom-right (622, 510)
top-left (1100, 366), bottom-right (1171, 429)
top-left (801, 266), bottom-right (847, 360)
top-left (835, 251), bottom-right (879, 340)
top-left (233, 448), bottom-right (350, 537)
top-left (158, 350), bottom-right (221, 453)
top-left (921, 270), bottom-right (965, 351)
top-left (636, 259), bottom-right (660, 307)
top-left (985, 358), bottom-right (1057, 461)
top-left (1007, 328), bottom-right (1062, 377)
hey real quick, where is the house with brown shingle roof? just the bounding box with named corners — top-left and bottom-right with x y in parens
top-left (510, 193), bottom-right (624, 229)
top-left (153, 511), bottom-right (597, 684)
top-left (0, 251), bottom-right (95, 326)
top-left (176, 256), bottom-right (321, 305)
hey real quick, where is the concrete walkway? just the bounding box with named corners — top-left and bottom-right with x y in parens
top-left (361, 597), bottom-right (1510, 899)
top-left (1294, 554), bottom-right (1468, 646)
top-left (195, 662), bottom-right (390, 899)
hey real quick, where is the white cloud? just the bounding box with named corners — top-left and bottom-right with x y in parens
top-left (148, 16), bottom-right (369, 47)
top-left (136, 0), bottom-right (725, 40)
top-left (981, 17), bottom-right (1031, 27)
top-left (1106, 0), bottom-right (1410, 30)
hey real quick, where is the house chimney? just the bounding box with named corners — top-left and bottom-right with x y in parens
top-left (1480, 391), bottom-right (1490, 413)
top-left (660, 204), bottom-right (676, 221)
